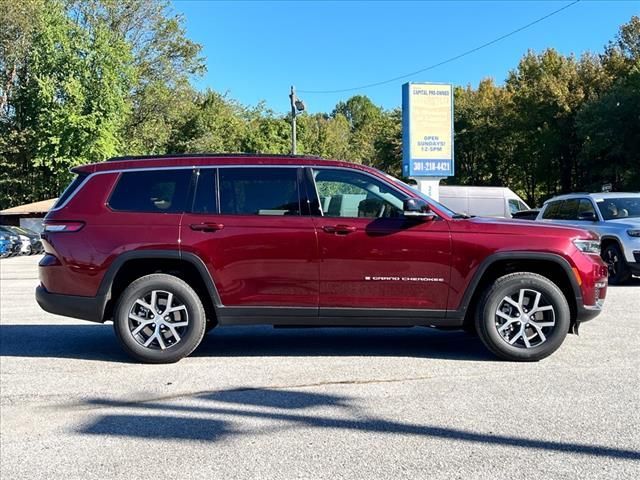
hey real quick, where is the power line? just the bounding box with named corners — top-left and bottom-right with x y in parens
top-left (298, 0), bottom-right (581, 94)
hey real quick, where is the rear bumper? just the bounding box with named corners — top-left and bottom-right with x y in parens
top-left (35, 286), bottom-right (105, 323)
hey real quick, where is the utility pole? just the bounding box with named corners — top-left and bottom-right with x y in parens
top-left (289, 86), bottom-right (305, 155)
top-left (289, 86), bottom-right (297, 155)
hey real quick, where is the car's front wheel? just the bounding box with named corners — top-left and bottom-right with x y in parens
top-left (602, 243), bottom-right (631, 285)
top-left (113, 274), bottom-right (206, 363)
top-left (475, 272), bottom-right (570, 362)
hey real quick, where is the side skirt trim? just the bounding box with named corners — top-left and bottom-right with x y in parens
top-left (216, 306), bottom-right (462, 327)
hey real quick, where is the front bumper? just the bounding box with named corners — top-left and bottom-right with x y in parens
top-left (576, 303), bottom-right (604, 323)
top-left (628, 261), bottom-right (640, 276)
top-left (36, 285), bottom-right (106, 322)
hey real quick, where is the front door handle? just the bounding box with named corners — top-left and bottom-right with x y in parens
top-left (322, 224), bottom-right (356, 235)
top-left (190, 222), bottom-right (224, 232)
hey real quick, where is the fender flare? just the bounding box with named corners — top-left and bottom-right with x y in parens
top-left (97, 249), bottom-right (223, 320)
top-left (599, 235), bottom-right (624, 251)
top-left (452, 251), bottom-right (583, 318)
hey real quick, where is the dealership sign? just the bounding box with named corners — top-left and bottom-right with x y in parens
top-left (402, 82), bottom-right (454, 177)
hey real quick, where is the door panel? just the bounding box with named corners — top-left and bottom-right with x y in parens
top-left (310, 168), bottom-right (451, 310)
top-left (315, 217), bottom-right (451, 309)
top-left (180, 167), bottom-right (319, 307)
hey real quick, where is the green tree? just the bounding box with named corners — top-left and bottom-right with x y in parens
top-left (167, 90), bottom-right (246, 153)
top-left (67, 0), bottom-right (206, 155)
top-left (0, 0), bottom-right (134, 207)
top-left (297, 112), bottom-right (351, 159)
top-left (452, 79), bottom-right (514, 188)
top-left (576, 16), bottom-right (640, 191)
top-left (505, 49), bottom-right (585, 203)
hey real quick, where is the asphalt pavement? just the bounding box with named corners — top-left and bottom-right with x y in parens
top-left (1, 255), bottom-right (638, 479)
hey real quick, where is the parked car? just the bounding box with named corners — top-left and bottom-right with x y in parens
top-left (36, 154), bottom-right (608, 363)
top-left (536, 192), bottom-right (640, 284)
top-left (4, 226), bottom-right (44, 254)
top-left (3, 226), bottom-right (32, 255)
top-left (512, 209), bottom-right (540, 221)
top-left (438, 186), bottom-right (530, 218)
top-left (0, 236), bottom-right (12, 258)
top-left (0, 226), bottom-right (22, 257)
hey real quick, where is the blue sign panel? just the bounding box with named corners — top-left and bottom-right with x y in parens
top-left (402, 82), bottom-right (454, 177)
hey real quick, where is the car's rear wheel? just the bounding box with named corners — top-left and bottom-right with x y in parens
top-left (113, 274), bottom-right (206, 363)
top-left (601, 243), bottom-right (631, 285)
top-left (475, 272), bottom-right (570, 362)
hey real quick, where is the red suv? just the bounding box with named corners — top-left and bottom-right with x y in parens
top-left (37, 155), bottom-right (608, 363)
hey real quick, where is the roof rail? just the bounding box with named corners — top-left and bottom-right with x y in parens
top-left (107, 153), bottom-right (324, 162)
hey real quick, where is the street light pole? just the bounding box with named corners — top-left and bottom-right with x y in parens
top-left (289, 86), bottom-right (305, 155)
top-left (289, 86), bottom-right (297, 155)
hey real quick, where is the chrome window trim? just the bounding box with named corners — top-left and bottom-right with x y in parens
top-left (49, 164), bottom-right (307, 212)
top-left (50, 163), bottom-right (407, 214)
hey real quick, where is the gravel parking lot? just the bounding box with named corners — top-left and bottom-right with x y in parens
top-left (1, 255), bottom-right (639, 479)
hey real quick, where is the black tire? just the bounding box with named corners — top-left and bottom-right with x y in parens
top-left (475, 272), bottom-right (570, 362)
top-left (113, 274), bottom-right (206, 363)
top-left (601, 243), bottom-right (631, 285)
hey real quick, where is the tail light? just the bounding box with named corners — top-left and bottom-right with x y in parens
top-left (43, 221), bottom-right (85, 232)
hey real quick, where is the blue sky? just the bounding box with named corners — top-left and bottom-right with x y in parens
top-left (172, 1), bottom-right (638, 113)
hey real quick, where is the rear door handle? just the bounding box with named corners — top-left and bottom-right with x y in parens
top-left (190, 222), bottom-right (224, 232)
top-left (322, 224), bottom-right (356, 235)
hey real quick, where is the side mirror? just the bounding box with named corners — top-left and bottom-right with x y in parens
top-left (577, 211), bottom-right (597, 222)
top-left (403, 198), bottom-right (436, 220)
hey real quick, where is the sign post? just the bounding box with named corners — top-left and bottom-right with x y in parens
top-left (402, 82), bottom-right (454, 201)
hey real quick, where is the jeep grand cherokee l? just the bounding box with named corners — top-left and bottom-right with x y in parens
top-left (36, 155), bottom-right (608, 363)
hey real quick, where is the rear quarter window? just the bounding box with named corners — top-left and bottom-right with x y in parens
top-left (53, 173), bottom-right (88, 208)
top-left (108, 169), bottom-right (193, 213)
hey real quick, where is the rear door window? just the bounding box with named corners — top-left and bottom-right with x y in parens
top-left (109, 169), bottom-right (192, 213)
top-left (218, 168), bottom-right (301, 216)
top-left (542, 201), bottom-right (562, 219)
top-left (557, 199), bottom-right (579, 220)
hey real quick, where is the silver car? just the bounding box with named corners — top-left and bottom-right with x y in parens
top-left (536, 192), bottom-right (640, 284)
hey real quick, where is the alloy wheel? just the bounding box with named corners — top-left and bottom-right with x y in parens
top-left (128, 290), bottom-right (189, 350)
top-left (604, 249), bottom-right (618, 277)
top-left (494, 288), bottom-right (556, 348)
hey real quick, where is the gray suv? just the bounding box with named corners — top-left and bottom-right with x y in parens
top-left (536, 192), bottom-right (640, 284)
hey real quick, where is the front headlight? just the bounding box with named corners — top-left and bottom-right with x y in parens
top-left (573, 239), bottom-right (601, 254)
top-left (627, 229), bottom-right (640, 238)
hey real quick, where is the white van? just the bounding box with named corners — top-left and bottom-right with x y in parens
top-left (438, 186), bottom-right (530, 218)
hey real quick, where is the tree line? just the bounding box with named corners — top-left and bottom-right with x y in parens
top-left (1, 0), bottom-right (638, 209)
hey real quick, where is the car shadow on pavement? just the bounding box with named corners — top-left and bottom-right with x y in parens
top-left (79, 387), bottom-right (640, 461)
top-left (0, 324), bottom-right (494, 363)
top-left (195, 326), bottom-right (495, 361)
top-left (0, 324), bottom-right (132, 363)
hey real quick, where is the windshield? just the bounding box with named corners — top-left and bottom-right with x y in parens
top-left (378, 171), bottom-right (458, 217)
top-left (596, 197), bottom-right (640, 220)
top-left (10, 226), bottom-right (35, 235)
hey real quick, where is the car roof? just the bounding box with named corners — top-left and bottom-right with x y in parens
top-left (543, 192), bottom-right (640, 204)
top-left (71, 154), bottom-right (368, 175)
